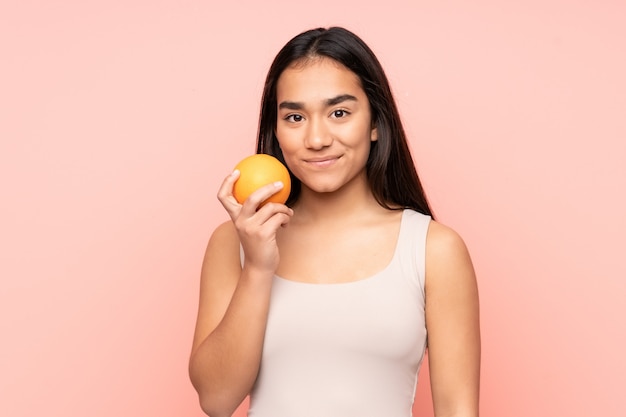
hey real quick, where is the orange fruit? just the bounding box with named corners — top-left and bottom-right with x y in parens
top-left (232, 154), bottom-right (291, 206)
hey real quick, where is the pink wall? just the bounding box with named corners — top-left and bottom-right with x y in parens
top-left (1, 1), bottom-right (624, 416)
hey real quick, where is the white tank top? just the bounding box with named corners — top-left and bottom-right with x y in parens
top-left (247, 209), bottom-right (430, 417)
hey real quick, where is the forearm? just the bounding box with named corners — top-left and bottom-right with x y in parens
top-left (189, 268), bottom-right (273, 417)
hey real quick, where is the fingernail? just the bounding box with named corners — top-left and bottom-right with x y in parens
top-left (274, 181), bottom-right (283, 189)
top-left (231, 169), bottom-right (240, 177)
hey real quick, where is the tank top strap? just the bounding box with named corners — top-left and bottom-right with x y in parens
top-left (396, 209), bottom-right (432, 297)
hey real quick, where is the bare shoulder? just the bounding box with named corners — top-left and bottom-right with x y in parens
top-left (206, 220), bottom-right (240, 253)
top-left (200, 219), bottom-right (242, 289)
top-left (425, 220), bottom-right (476, 291)
top-left (426, 221), bottom-right (471, 259)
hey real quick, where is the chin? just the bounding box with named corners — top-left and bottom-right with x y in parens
top-left (308, 181), bottom-right (348, 194)
top-left (303, 173), bottom-right (365, 196)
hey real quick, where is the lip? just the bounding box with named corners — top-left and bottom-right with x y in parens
top-left (304, 155), bottom-right (342, 162)
top-left (304, 155), bottom-right (341, 167)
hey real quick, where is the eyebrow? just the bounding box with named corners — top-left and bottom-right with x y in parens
top-left (278, 94), bottom-right (358, 110)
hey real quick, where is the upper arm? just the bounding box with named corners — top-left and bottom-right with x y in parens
top-left (424, 221), bottom-right (481, 416)
top-left (190, 220), bottom-right (242, 356)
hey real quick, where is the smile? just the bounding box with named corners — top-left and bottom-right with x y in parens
top-left (304, 156), bottom-right (341, 168)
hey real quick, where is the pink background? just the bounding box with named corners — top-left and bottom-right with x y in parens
top-left (1, 1), bottom-right (625, 416)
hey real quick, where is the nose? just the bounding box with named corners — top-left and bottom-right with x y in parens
top-left (304, 117), bottom-right (332, 150)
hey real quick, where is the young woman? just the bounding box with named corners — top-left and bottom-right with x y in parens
top-left (189, 27), bottom-right (480, 417)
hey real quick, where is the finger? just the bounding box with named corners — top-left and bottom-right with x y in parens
top-left (262, 211), bottom-right (293, 230)
top-left (240, 209), bottom-right (292, 244)
top-left (239, 181), bottom-right (287, 216)
top-left (217, 169), bottom-right (242, 215)
top-left (252, 201), bottom-right (294, 225)
top-left (217, 169), bottom-right (241, 203)
top-left (235, 200), bottom-right (293, 239)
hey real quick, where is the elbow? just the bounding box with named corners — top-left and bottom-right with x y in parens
top-left (190, 376), bottom-right (240, 417)
top-left (197, 393), bottom-right (239, 417)
top-left (189, 358), bottom-right (246, 417)
top-left (190, 377), bottom-right (233, 417)
top-left (198, 396), bottom-right (220, 417)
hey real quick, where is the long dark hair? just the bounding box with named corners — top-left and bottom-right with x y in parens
top-left (256, 27), bottom-right (434, 218)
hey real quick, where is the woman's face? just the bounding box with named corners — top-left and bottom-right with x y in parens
top-left (275, 57), bottom-right (377, 196)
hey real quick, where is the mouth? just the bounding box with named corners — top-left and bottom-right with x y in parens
top-left (304, 155), bottom-right (341, 168)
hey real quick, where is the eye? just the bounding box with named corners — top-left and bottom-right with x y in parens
top-left (331, 109), bottom-right (350, 119)
top-left (285, 114), bottom-right (304, 123)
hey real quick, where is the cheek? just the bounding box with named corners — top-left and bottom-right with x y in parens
top-left (275, 129), bottom-right (299, 153)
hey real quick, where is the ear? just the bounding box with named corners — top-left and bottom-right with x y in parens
top-left (370, 126), bottom-right (378, 142)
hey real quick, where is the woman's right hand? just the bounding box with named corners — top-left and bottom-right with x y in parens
top-left (217, 169), bottom-right (293, 274)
